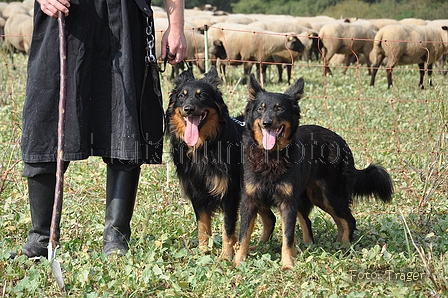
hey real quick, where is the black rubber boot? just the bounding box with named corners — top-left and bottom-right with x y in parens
top-left (103, 165), bottom-right (140, 256)
top-left (22, 173), bottom-right (56, 258)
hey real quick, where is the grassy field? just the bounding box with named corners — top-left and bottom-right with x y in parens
top-left (1, 53), bottom-right (447, 297)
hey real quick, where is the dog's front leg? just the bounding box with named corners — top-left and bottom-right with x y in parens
top-left (220, 200), bottom-right (238, 261)
top-left (280, 203), bottom-right (298, 270)
top-left (234, 202), bottom-right (258, 267)
top-left (196, 210), bottom-right (212, 253)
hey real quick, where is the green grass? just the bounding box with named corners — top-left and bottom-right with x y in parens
top-left (1, 53), bottom-right (447, 297)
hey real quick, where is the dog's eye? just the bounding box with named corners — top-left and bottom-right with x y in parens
top-left (257, 106), bottom-right (265, 113)
top-left (275, 106), bottom-right (283, 112)
top-left (197, 92), bottom-right (206, 99)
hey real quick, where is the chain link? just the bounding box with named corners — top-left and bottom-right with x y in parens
top-left (145, 16), bottom-right (156, 64)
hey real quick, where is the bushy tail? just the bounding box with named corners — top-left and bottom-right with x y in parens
top-left (353, 164), bottom-right (393, 202)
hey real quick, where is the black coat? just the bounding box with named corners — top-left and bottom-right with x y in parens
top-left (21, 0), bottom-right (164, 164)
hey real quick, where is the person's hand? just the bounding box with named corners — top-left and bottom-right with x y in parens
top-left (37, 0), bottom-right (70, 18)
top-left (161, 25), bottom-right (187, 65)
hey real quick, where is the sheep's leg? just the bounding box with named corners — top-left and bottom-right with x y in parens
top-left (323, 55), bottom-right (333, 76)
top-left (428, 63), bottom-right (434, 87)
top-left (276, 64), bottom-right (284, 83)
top-left (418, 62), bottom-right (426, 89)
top-left (243, 62), bottom-right (254, 84)
top-left (386, 66), bottom-right (394, 89)
top-left (370, 53), bottom-right (385, 86)
top-left (342, 54), bottom-right (355, 75)
top-left (320, 47), bottom-right (333, 76)
top-left (286, 64), bottom-right (292, 84)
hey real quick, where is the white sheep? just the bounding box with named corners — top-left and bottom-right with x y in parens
top-left (399, 18), bottom-right (427, 26)
top-left (318, 22), bottom-right (377, 76)
top-left (208, 23), bottom-right (305, 83)
top-left (2, 2), bottom-right (30, 19)
top-left (367, 18), bottom-right (399, 29)
top-left (4, 13), bottom-right (32, 53)
top-left (426, 20), bottom-right (448, 75)
top-left (370, 24), bottom-right (448, 89)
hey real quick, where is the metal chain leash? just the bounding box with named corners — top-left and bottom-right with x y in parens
top-left (144, 16), bottom-right (157, 65)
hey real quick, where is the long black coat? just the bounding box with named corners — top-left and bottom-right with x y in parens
top-left (21, 0), bottom-right (164, 164)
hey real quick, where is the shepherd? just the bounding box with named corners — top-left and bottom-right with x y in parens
top-left (18, 0), bottom-right (186, 258)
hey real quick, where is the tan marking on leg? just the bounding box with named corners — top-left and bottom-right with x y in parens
top-left (234, 215), bottom-right (257, 267)
top-left (220, 221), bottom-right (237, 261)
top-left (245, 182), bottom-right (257, 196)
top-left (297, 212), bottom-right (313, 245)
top-left (197, 211), bottom-right (212, 252)
top-left (281, 213), bottom-right (296, 271)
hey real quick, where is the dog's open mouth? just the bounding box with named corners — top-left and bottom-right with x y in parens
top-left (183, 112), bottom-right (208, 146)
top-left (261, 125), bottom-right (284, 150)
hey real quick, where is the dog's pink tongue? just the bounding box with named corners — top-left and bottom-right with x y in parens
top-left (262, 128), bottom-right (277, 150)
top-left (184, 116), bottom-right (200, 146)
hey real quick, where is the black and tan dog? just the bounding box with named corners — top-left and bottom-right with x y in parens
top-left (234, 74), bottom-right (393, 270)
top-left (166, 66), bottom-right (245, 260)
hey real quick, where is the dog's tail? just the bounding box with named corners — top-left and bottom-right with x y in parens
top-left (353, 164), bottom-right (393, 203)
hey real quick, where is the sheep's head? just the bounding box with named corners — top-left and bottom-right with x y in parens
top-left (285, 35), bottom-right (305, 54)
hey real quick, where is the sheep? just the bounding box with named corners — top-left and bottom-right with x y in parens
top-left (4, 13), bottom-right (32, 53)
top-left (426, 20), bottom-right (448, 75)
top-left (233, 19), bottom-right (317, 83)
top-left (370, 24), bottom-right (448, 89)
top-left (2, 2), bottom-right (30, 19)
top-left (318, 22), bottom-right (377, 76)
top-left (208, 23), bottom-right (305, 83)
top-left (367, 18), bottom-right (399, 29)
top-left (249, 20), bottom-right (319, 61)
top-left (0, 2), bottom-right (8, 18)
top-left (399, 18), bottom-right (427, 26)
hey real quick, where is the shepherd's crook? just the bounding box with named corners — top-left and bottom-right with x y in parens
top-left (48, 10), bottom-right (67, 291)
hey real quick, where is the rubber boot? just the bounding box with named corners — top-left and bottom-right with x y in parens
top-left (103, 165), bottom-right (140, 256)
top-left (22, 173), bottom-right (56, 258)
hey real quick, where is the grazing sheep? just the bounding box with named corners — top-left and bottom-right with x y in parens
top-left (426, 20), bottom-right (448, 75)
top-left (399, 18), bottom-right (427, 26)
top-left (370, 24), bottom-right (448, 89)
top-left (318, 22), bottom-right (376, 76)
top-left (367, 18), bottom-right (399, 29)
top-left (4, 13), bottom-right (32, 53)
top-left (2, 2), bottom-right (30, 19)
top-left (209, 23), bottom-right (305, 83)
top-left (249, 20), bottom-right (319, 61)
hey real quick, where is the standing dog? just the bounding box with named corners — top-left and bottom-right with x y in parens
top-left (166, 66), bottom-right (245, 260)
top-left (234, 74), bottom-right (393, 270)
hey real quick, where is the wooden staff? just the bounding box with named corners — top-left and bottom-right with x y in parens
top-left (48, 10), bottom-right (67, 291)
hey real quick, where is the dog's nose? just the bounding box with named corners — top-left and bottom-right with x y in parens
top-left (263, 119), bottom-right (273, 127)
top-left (183, 104), bottom-right (195, 115)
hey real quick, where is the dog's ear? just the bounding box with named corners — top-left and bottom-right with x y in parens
top-left (202, 66), bottom-right (220, 89)
top-left (284, 77), bottom-right (304, 102)
top-left (175, 68), bottom-right (196, 85)
top-left (248, 73), bottom-right (264, 100)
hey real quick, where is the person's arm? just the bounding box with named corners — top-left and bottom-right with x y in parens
top-left (161, 0), bottom-right (187, 64)
top-left (37, 0), bottom-right (70, 18)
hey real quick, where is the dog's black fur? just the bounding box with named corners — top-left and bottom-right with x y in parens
top-left (166, 66), bottom-right (245, 260)
top-left (234, 74), bottom-right (393, 270)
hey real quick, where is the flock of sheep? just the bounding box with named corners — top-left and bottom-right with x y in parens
top-left (1, 1), bottom-right (448, 89)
